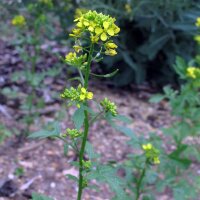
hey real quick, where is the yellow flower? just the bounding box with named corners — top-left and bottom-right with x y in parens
top-left (86, 92), bottom-right (93, 99)
top-left (142, 143), bottom-right (160, 165)
top-left (105, 49), bottom-right (117, 56)
top-left (80, 94), bottom-right (86, 100)
top-left (81, 87), bottom-right (87, 94)
top-left (72, 10), bottom-right (120, 42)
top-left (153, 157), bottom-right (160, 164)
top-left (105, 42), bottom-right (118, 49)
top-left (194, 35), bottom-right (200, 44)
top-left (195, 17), bottom-right (200, 27)
top-left (73, 45), bottom-right (82, 53)
top-left (187, 67), bottom-right (197, 79)
top-left (142, 143), bottom-right (152, 150)
top-left (11, 15), bottom-right (26, 26)
top-left (125, 4), bottom-right (132, 14)
top-left (90, 35), bottom-right (99, 43)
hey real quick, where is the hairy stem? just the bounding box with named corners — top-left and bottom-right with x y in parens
top-left (77, 44), bottom-right (94, 200)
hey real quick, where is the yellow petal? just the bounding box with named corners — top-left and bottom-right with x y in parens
top-left (103, 21), bottom-right (109, 29)
top-left (114, 26), bottom-right (120, 34)
top-left (83, 21), bottom-right (89, 26)
top-left (147, 143), bottom-right (152, 149)
top-left (87, 92), bottom-right (93, 99)
top-left (81, 87), bottom-right (87, 94)
top-left (88, 26), bottom-right (94, 32)
top-left (80, 94), bottom-right (86, 100)
top-left (77, 22), bottom-right (83, 28)
top-left (95, 27), bottom-right (103, 35)
top-left (107, 28), bottom-right (114, 36)
top-left (100, 33), bottom-right (107, 41)
top-left (142, 144), bottom-right (147, 150)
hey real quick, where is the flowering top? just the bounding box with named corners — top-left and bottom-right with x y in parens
top-left (186, 67), bottom-right (200, 79)
top-left (142, 143), bottom-right (160, 164)
top-left (11, 15), bottom-right (26, 26)
top-left (100, 98), bottom-right (117, 116)
top-left (195, 17), bottom-right (200, 27)
top-left (60, 85), bottom-right (93, 106)
top-left (70, 10), bottom-right (120, 42)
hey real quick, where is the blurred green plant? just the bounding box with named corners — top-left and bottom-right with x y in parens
top-left (0, 124), bottom-right (12, 144)
top-left (76, 0), bottom-right (200, 86)
top-left (148, 16), bottom-right (200, 199)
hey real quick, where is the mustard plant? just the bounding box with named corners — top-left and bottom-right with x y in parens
top-left (148, 17), bottom-right (200, 199)
top-left (29, 10), bottom-right (162, 200)
top-left (11, 1), bottom-right (55, 135)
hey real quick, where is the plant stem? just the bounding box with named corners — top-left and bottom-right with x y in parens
top-left (77, 44), bottom-right (94, 200)
top-left (136, 163), bottom-right (146, 200)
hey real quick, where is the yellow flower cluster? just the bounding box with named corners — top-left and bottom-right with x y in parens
top-left (70, 10), bottom-right (120, 43)
top-left (66, 128), bottom-right (82, 139)
top-left (60, 85), bottom-right (93, 105)
top-left (125, 4), bottom-right (132, 14)
top-left (195, 17), bottom-right (200, 27)
top-left (11, 15), bottom-right (26, 26)
top-left (105, 42), bottom-right (118, 56)
top-left (142, 143), bottom-right (160, 164)
top-left (100, 98), bottom-right (117, 116)
top-left (194, 35), bottom-right (200, 44)
top-left (186, 66), bottom-right (200, 79)
top-left (65, 52), bottom-right (87, 67)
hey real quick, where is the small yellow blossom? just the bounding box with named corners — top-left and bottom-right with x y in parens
top-left (125, 4), bottom-right (132, 14)
top-left (105, 42), bottom-right (118, 49)
top-left (105, 49), bottom-right (117, 56)
top-left (11, 15), bottom-right (26, 26)
top-left (194, 35), bottom-right (200, 44)
top-left (186, 67), bottom-right (198, 79)
top-left (195, 17), bottom-right (200, 27)
top-left (73, 45), bottom-right (82, 53)
top-left (65, 52), bottom-right (87, 67)
top-left (142, 143), bottom-right (160, 165)
top-left (142, 143), bottom-right (152, 150)
top-left (86, 92), bottom-right (93, 99)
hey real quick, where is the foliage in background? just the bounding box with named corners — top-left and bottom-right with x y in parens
top-left (1, 0), bottom-right (200, 86)
top-left (148, 17), bottom-right (200, 199)
top-left (78, 0), bottom-right (200, 86)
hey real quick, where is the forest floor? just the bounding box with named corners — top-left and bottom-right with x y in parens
top-left (0, 40), bottom-right (188, 200)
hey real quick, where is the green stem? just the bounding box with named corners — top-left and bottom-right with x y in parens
top-left (136, 163), bottom-right (147, 200)
top-left (77, 44), bottom-right (94, 200)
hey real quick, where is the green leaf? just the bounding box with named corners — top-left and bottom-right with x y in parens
top-left (149, 94), bottom-right (165, 103)
top-left (114, 115), bottom-right (132, 124)
top-left (85, 141), bottom-right (100, 160)
top-left (31, 192), bottom-right (53, 200)
top-left (63, 143), bottom-right (68, 156)
top-left (28, 122), bottom-right (60, 139)
top-left (72, 107), bottom-right (85, 129)
top-left (66, 174), bottom-right (78, 182)
top-left (90, 69), bottom-right (119, 78)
